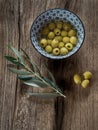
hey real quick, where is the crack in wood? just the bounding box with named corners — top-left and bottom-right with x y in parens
top-left (54, 97), bottom-right (65, 130)
top-left (64, 0), bottom-right (72, 9)
top-left (11, 0), bottom-right (21, 129)
top-left (18, 0), bottom-right (21, 51)
top-left (47, 60), bottom-right (65, 130)
top-left (64, 0), bottom-right (78, 10)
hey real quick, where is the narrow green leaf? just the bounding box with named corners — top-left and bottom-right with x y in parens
top-left (18, 75), bottom-right (33, 81)
top-left (5, 55), bottom-right (24, 66)
top-left (44, 78), bottom-right (57, 88)
top-left (8, 67), bottom-right (31, 75)
top-left (24, 82), bottom-right (40, 88)
top-left (44, 78), bottom-right (63, 93)
top-left (24, 78), bottom-right (49, 88)
top-left (21, 48), bottom-right (30, 59)
top-left (8, 45), bottom-right (24, 63)
top-left (21, 48), bottom-right (40, 75)
top-left (30, 62), bottom-right (41, 75)
top-left (44, 64), bottom-right (56, 83)
top-left (5, 55), bottom-right (16, 61)
top-left (27, 92), bottom-right (60, 98)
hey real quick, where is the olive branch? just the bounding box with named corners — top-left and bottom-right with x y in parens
top-left (5, 45), bottom-right (66, 98)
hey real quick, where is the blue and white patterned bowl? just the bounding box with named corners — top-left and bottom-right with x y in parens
top-left (30, 8), bottom-right (85, 59)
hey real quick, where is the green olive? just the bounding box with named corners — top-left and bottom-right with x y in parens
top-left (83, 71), bottom-right (92, 80)
top-left (73, 74), bottom-right (81, 84)
top-left (39, 20), bottom-right (78, 56)
top-left (48, 32), bottom-right (55, 39)
top-left (54, 28), bottom-right (61, 36)
top-left (56, 21), bottom-right (63, 29)
top-left (51, 39), bottom-right (59, 48)
top-left (61, 30), bottom-right (68, 37)
top-left (48, 22), bottom-right (56, 30)
top-left (55, 36), bottom-right (62, 42)
top-left (68, 29), bottom-right (77, 37)
top-left (60, 47), bottom-right (68, 55)
top-left (63, 22), bottom-right (72, 31)
top-left (47, 39), bottom-right (52, 45)
top-left (70, 36), bottom-right (78, 45)
top-left (65, 43), bottom-right (73, 50)
top-left (52, 48), bottom-right (60, 55)
top-left (40, 38), bottom-right (47, 48)
top-left (41, 27), bottom-right (49, 36)
top-left (81, 80), bottom-right (90, 88)
top-left (58, 42), bottom-right (65, 48)
top-left (45, 45), bottom-right (52, 53)
top-left (63, 37), bottom-right (70, 43)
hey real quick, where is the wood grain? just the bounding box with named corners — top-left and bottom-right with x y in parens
top-left (0, 0), bottom-right (98, 130)
top-left (0, 0), bottom-right (19, 130)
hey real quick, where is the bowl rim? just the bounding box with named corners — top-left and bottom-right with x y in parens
top-left (30, 8), bottom-right (85, 60)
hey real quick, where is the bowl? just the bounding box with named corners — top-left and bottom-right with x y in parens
top-left (30, 8), bottom-right (85, 59)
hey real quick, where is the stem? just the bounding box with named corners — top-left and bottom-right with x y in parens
top-left (35, 73), bottom-right (66, 98)
top-left (23, 64), bottom-right (66, 98)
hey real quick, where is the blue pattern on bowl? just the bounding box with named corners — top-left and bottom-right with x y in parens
top-left (30, 8), bottom-right (85, 59)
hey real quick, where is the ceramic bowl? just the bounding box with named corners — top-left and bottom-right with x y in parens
top-left (30, 8), bottom-right (85, 59)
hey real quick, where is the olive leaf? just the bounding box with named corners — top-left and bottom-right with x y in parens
top-left (30, 61), bottom-right (41, 75)
top-left (21, 48), bottom-right (30, 59)
top-left (8, 44), bottom-right (24, 63)
top-left (21, 48), bottom-right (41, 75)
top-left (44, 77), bottom-right (63, 93)
top-left (5, 55), bottom-right (24, 66)
top-left (23, 78), bottom-right (49, 88)
top-left (43, 64), bottom-right (56, 83)
top-left (27, 92), bottom-right (60, 98)
top-left (18, 75), bottom-right (33, 81)
top-left (8, 67), bottom-right (31, 75)
top-left (24, 82), bottom-right (41, 88)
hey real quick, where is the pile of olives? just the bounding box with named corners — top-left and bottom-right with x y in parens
top-left (39, 21), bottom-right (78, 56)
top-left (73, 71), bottom-right (93, 88)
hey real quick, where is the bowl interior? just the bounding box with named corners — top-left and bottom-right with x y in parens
top-left (30, 9), bottom-right (85, 59)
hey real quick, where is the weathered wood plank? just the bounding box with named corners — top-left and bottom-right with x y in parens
top-left (61, 0), bottom-right (98, 130)
top-left (0, 0), bottom-right (19, 130)
top-left (12, 0), bottom-right (55, 130)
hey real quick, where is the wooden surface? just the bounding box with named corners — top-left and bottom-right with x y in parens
top-left (0, 0), bottom-right (98, 130)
